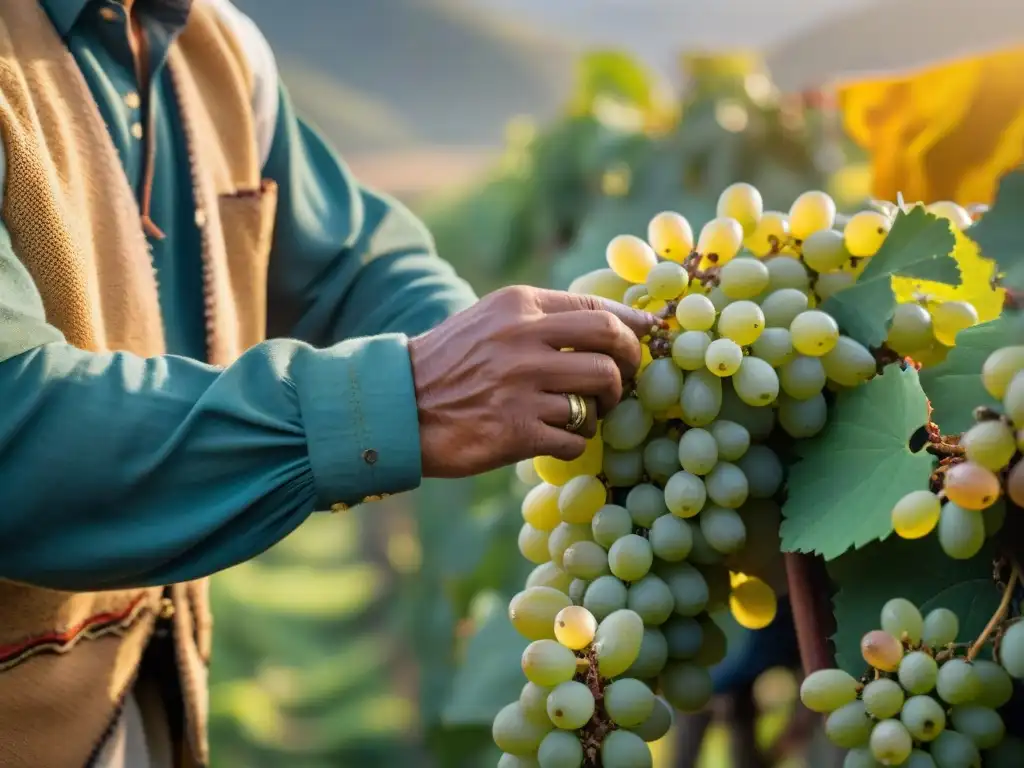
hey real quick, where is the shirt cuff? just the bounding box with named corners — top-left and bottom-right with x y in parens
top-left (294, 333), bottom-right (422, 510)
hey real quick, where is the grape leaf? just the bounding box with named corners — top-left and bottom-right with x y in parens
top-left (780, 365), bottom-right (934, 560)
top-left (969, 169), bottom-right (1024, 291)
top-left (823, 208), bottom-right (958, 348)
top-left (919, 312), bottom-right (1024, 434)
top-left (829, 535), bottom-right (1001, 676)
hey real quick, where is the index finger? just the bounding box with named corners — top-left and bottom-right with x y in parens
top-left (532, 288), bottom-right (661, 338)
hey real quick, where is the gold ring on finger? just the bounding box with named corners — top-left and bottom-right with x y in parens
top-left (564, 393), bottom-right (588, 433)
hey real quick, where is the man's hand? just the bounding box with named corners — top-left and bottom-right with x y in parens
top-left (408, 286), bottom-right (659, 478)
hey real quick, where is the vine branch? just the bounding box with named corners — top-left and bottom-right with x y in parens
top-left (967, 562), bottom-right (1020, 661)
top-left (784, 552), bottom-right (836, 675)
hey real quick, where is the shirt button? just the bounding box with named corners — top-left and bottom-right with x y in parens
top-left (124, 92), bottom-right (141, 109)
top-left (362, 449), bottom-right (378, 465)
top-left (130, 123), bottom-right (144, 140)
top-left (99, 7), bottom-right (118, 21)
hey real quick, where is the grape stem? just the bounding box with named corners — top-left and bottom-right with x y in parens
top-left (967, 562), bottom-right (1020, 661)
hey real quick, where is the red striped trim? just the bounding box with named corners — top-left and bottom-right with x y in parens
top-left (0, 595), bottom-right (151, 673)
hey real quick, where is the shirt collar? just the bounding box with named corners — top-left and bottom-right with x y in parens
top-left (40, 0), bottom-right (193, 39)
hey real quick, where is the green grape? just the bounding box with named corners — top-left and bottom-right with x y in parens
top-left (1004, 370), bottom-right (1024, 425)
top-left (604, 678), bottom-right (656, 728)
top-left (623, 283), bottom-right (648, 307)
top-left (799, 668), bottom-right (860, 713)
top-left (592, 504), bottom-right (633, 548)
top-left (717, 182), bottom-right (763, 235)
top-left (902, 750), bottom-right (937, 768)
top-left (509, 587), bottom-right (573, 641)
top-left (562, 540), bottom-right (610, 580)
top-left (660, 661), bottom-right (713, 712)
top-left (887, 303), bottom-right (933, 355)
top-left (720, 381), bottom-right (776, 439)
top-left (662, 563), bottom-right (709, 616)
top-left (630, 696), bottom-right (674, 742)
top-left (936, 658), bottom-right (981, 704)
top-left (844, 209), bottom-right (891, 257)
top-left (790, 190), bottom-right (836, 239)
top-left (863, 679), bottom-right (905, 719)
top-left (961, 420), bottom-right (1017, 471)
top-left (937, 502), bottom-right (986, 560)
top-left (765, 255), bottom-right (812, 292)
top-left (648, 515), bottom-right (693, 561)
top-left (898, 651), bottom-right (939, 695)
top-left (699, 505), bottom-right (747, 553)
top-left (881, 598), bottom-right (924, 644)
top-left (523, 483), bottom-right (562, 532)
top-left (663, 470), bottom-right (707, 518)
top-left (643, 437), bottom-right (680, 484)
top-left (861, 629), bottom-right (904, 672)
top-left (1000, 620), bottom-right (1024, 678)
top-left (672, 330), bottom-right (713, 370)
top-left (499, 753), bottom-right (541, 768)
top-left (778, 393), bottom-right (827, 438)
top-left (843, 747), bottom-right (883, 768)
top-left (802, 228), bottom-right (849, 272)
top-left (676, 293), bottom-right (718, 332)
top-left (779, 355), bottom-right (827, 399)
top-left (982, 499), bottom-right (1006, 537)
top-left (931, 300), bottom-right (978, 346)
top-left (972, 659), bottom-right (1014, 708)
top-left (705, 338), bottom-right (744, 377)
top-left (606, 234), bottom-right (658, 284)
top-left (822, 336), bottom-right (876, 387)
top-left (546, 681), bottom-right (594, 730)
top-left (892, 490), bottom-right (941, 540)
top-left (493, 701), bottom-right (551, 755)
top-left (569, 578), bottom-right (588, 604)
top-left (790, 310), bottom-right (839, 356)
top-left (982, 345), bottom-right (1024, 400)
top-left (719, 257), bottom-right (770, 299)
top-left (751, 327), bottom-right (795, 367)
top-left (663, 616), bottom-right (704, 659)
top-left (745, 210), bottom-right (789, 256)
top-left (603, 448), bottom-right (644, 487)
top-left (704, 462), bottom-right (749, 509)
top-left (816, 270), bottom-right (855, 300)
top-left (603, 399), bottom-right (654, 450)
top-left (645, 260), bottom-right (689, 301)
top-left (601, 729), bottom-right (653, 768)
top-left (568, 267), bottom-right (630, 303)
top-left (732, 356), bottom-right (780, 406)
top-left (929, 729), bottom-right (981, 768)
top-left (708, 286), bottom-right (730, 312)
top-left (736, 445), bottom-right (783, 498)
top-left (648, 211), bottom-right (694, 262)
top-left (709, 420), bottom-right (750, 461)
top-left (516, 459), bottom-right (542, 487)
top-left (949, 705), bottom-right (1005, 749)
top-left (870, 720), bottom-right (913, 766)
top-left (686, 524), bottom-right (724, 565)
top-left (537, 730), bottom-right (582, 768)
top-left (922, 608), bottom-right (959, 648)
top-left (985, 736), bottom-right (1024, 768)
top-left (679, 368), bottom-right (723, 426)
top-left (626, 627), bottom-right (669, 679)
top-left (677, 428), bottom-right (719, 475)
top-left (522, 639), bottom-right (578, 686)
top-left (760, 287), bottom-right (809, 328)
top-left (717, 300), bottom-right (766, 346)
top-left (697, 216), bottom-right (744, 265)
top-left (608, 534), bottom-right (654, 582)
top-left (826, 700), bottom-right (873, 748)
top-left (636, 358), bottom-right (685, 412)
top-left (520, 523), bottom-right (552, 564)
top-left (901, 695), bottom-right (947, 741)
top-left (582, 575), bottom-right (628, 621)
top-left (626, 483), bottom-right (669, 528)
top-left (558, 475), bottom-right (606, 524)
top-left (520, 681), bottom-right (554, 726)
top-left (548, 523), bottom-right (592, 569)
top-left (593, 609), bottom-right (645, 678)
top-left (627, 574), bottom-right (674, 625)
top-left (526, 562), bottom-right (573, 594)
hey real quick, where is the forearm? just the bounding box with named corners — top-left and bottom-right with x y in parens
top-left (0, 334), bottom-right (420, 591)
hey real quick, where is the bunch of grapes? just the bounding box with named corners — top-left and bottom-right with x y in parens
top-left (800, 598), bottom-right (1024, 766)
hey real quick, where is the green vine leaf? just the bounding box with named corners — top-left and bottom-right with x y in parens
top-left (968, 169), bottom-right (1024, 291)
top-left (828, 535), bottom-right (1001, 677)
top-left (780, 365), bottom-right (934, 560)
top-left (823, 208), bottom-right (958, 348)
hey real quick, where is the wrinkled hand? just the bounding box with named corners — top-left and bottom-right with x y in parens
top-left (408, 286), bottom-right (658, 478)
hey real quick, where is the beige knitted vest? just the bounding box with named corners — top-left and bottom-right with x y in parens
top-left (0, 1), bottom-right (278, 766)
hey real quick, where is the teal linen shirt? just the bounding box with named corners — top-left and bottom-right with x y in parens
top-left (0, 0), bottom-right (476, 590)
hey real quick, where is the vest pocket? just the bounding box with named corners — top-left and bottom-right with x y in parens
top-left (216, 179), bottom-right (279, 351)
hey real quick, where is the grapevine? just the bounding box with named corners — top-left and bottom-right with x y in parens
top-left (493, 174), bottom-right (1024, 766)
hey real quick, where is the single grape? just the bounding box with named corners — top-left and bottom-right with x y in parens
top-left (626, 627), bottom-right (669, 679)
top-left (630, 696), bottom-right (674, 743)
top-left (708, 286), bottom-right (730, 312)
top-left (949, 705), bottom-right (1005, 749)
top-left (767, 255), bottom-right (811, 291)
top-left (844, 209), bottom-right (891, 257)
top-left (606, 234), bottom-right (658, 283)
top-left (745, 210), bottom-right (789, 257)
top-left (660, 661), bottom-right (713, 712)
top-left (825, 700), bottom-right (873, 748)
top-left (537, 730), bottom-right (582, 768)
top-left (663, 470), bottom-right (707, 518)
top-left (863, 679), bottom-right (906, 719)
top-left (887, 303), bottom-right (934, 355)
top-left (522, 639), bottom-right (578, 686)
top-left (736, 445), bottom-right (784, 498)
top-left (719, 257), bottom-right (770, 299)
top-left (626, 483), bottom-right (669, 528)
top-left (704, 463), bottom-right (750, 509)
top-left (546, 681), bottom-right (595, 730)
top-left (815, 270), bottom-right (855, 300)
top-left (593, 609), bottom-right (645, 678)
top-left (822, 336), bottom-right (876, 387)
top-left (961, 420), bottom-right (1016, 472)
top-left (603, 399), bottom-right (654, 451)
top-left (901, 694), bottom-right (946, 742)
top-left (519, 523), bottom-right (552, 564)
top-left (568, 578), bottom-right (587, 605)
top-left (937, 502), bottom-right (986, 560)
top-left (717, 300), bottom-right (766, 346)
top-left (662, 616), bottom-right (704, 659)
top-left (526, 562), bottom-right (573, 594)
top-left (729, 575), bottom-right (777, 630)
top-left (553, 605), bottom-right (598, 651)
top-left (790, 190), bottom-right (836, 239)
top-left (790, 310), bottom-right (839, 356)
top-left (699, 505), bottom-right (747, 554)
top-left (898, 651), bottom-right (939, 695)
top-left (927, 201), bottom-right (972, 230)
top-left (842, 747), bottom-right (883, 768)
top-left (697, 216), bottom-right (744, 265)
top-left (601, 729), bottom-right (653, 768)
top-left (648, 514), bottom-right (693, 561)
top-left (636, 358), bottom-right (684, 413)
top-left (661, 562), bottom-right (709, 617)
top-left (523, 483), bottom-right (562, 532)
top-left (901, 750), bottom-right (937, 768)
top-left (679, 368), bottom-right (723, 426)
top-left (929, 729), bottom-right (981, 768)
top-left (931, 300), bottom-right (978, 346)
top-left (870, 719), bottom-right (913, 766)
top-left (705, 337), bottom-right (744, 377)
top-left (499, 753), bottom-right (541, 768)
top-left (881, 597), bottom-right (924, 644)
top-left (780, 355), bottom-right (827, 400)
top-left (627, 574), bottom-right (674, 626)
top-left (861, 629), bottom-right (904, 672)
top-left (568, 267), bottom-right (630, 303)
top-left (603, 448), bottom-right (644, 488)
top-left (677, 428), bottom-right (718, 475)
top-left (709, 420), bottom-right (750, 461)
top-left (510, 587), bottom-right (573, 641)
top-left (778, 392), bottom-right (827, 438)
top-left (1000, 620), bottom-right (1024, 678)
top-left (1004, 370), bottom-right (1024, 425)
top-left (604, 678), bottom-right (656, 728)
top-left (672, 330), bottom-right (713, 371)
top-left (582, 575), bottom-right (628, 621)
top-left (548, 523), bottom-right (592, 569)
top-left (972, 659), bottom-right (1014, 708)
top-left (675, 293), bottom-right (716, 331)
top-left (608, 535), bottom-right (654, 582)
top-left (802, 228), bottom-right (849, 272)
top-left (922, 608), bottom-right (959, 648)
top-left (647, 211), bottom-right (694, 262)
top-left (717, 182), bottom-right (763, 235)
top-left (558, 475), bottom-right (607, 525)
top-left (645, 260), bottom-right (689, 301)
top-left (936, 658), bottom-right (982, 704)
top-left (751, 327), bottom-right (795, 367)
top-left (516, 459), bottom-right (542, 487)
top-left (892, 490), bottom-right (941, 539)
top-left (732, 356), bottom-right (780, 406)
top-left (520, 681), bottom-right (554, 726)
top-left (760, 287), bottom-right (809, 328)
top-left (981, 345), bottom-right (1024, 400)
top-left (493, 702), bottom-right (551, 755)
top-left (592, 504), bottom-right (633, 548)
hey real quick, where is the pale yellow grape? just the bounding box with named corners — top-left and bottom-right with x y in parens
top-left (546, 681), bottom-right (595, 730)
top-left (962, 420), bottom-right (1017, 471)
top-left (558, 474), bottom-right (607, 524)
top-left (519, 681), bottom-right (553, 726)
top-left (607, 234), bottom-right (658, 283)
top-left (931, 300), bottom-right (978, 346)
top-left (745, 210), bottom-right (789, 257)
top-left (672, 330), bottom-right (712, 370)
top-left (645, 260), bottom-right (689, 300)
top-left (675, 293), bottom-right (716, 331)
top-left (533, 433), bottom-right (603, 485)
top-left (790, 310), bottom-right (839, 356)
top-left (732, 356), bottom-right (780, 406)
top-left (802, 229), bottom-right (849, 272)
top-left (593, 609), bottom-right (645, 678)
top-left (697, 216), bottom-right (744, 265)
top-left (799, 668), bottom-right (860, 713)
top-left (761, 288), bottom-right (809, 328)
top-left (821, 336), bottom-right (876, 387)
top-left (553, 605), bottom-right (598, 650)
top-left (647, 211), bottom-right (694, 262)
top-left (927, 201), bottom-right (972, 230)
top-left (509, 587), bottom-right (573, 641)
top-left (492, 702), bottom-right (551, 756)
top-left (816, 270), bottom-right (854, 300)
top-left (1005, 371), bottom-right (1024, 425)
top-left (843, 210), bottom-right (891, 258)
top-left (522, 639), bottom-right (578, 686)
top-left (729, 575), bottom-right (777, 629)
top-left (717, 300), bottom-right (765, 346)
top-left (891, 490), bottom-right (941, 539)
top-left (751, 327), bottom-right (794, 367)
top-left (526, 562), bottom-right (573, 593)
top-left (567, 268), bottom-right (630, 303)
top-left (522, 482), bottom-right (562, 531)
top-left (861, 629), bottom-right (904, 672)
top-left (886, 303), bottom-right (934, 355)
top-left (717, 181), bottom-right (763, 235)
top-left (718, 257), bottom-right (770, 299)
top-left (943, 461), bottom-right (1001, 509)
top-left (519, 523), bottom-right (551, 564)
top-left (765, 255), bottom-right (811, 292)
top-left (705, 338), bottom-right (743, 377)
top-left (982, 345), bottom-right (1024, 399)
top-left (789, 190), bottom-right (836, 239)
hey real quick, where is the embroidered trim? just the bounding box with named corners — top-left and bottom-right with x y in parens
top-left (0, 595), bottom-right (151, 672)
